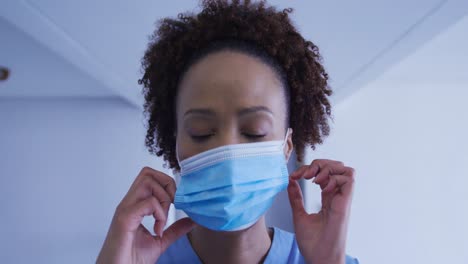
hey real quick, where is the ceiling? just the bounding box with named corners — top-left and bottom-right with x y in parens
top-left (1, 0), bottom-right (467, 107)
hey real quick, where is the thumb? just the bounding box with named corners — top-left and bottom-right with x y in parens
top-left (287, 179), bottom-right (307, 220)
top-left (159, 217), bottom-right (195, 252)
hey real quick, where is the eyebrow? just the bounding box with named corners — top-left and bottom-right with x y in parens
top-left (183, 106), bottom-right (273, 117)
top-left (237, 106), bottom-right (273, 116)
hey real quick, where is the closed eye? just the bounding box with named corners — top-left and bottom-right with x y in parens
top-left (191, 134), bottom-right (213, 142)
top-left (243, 133), bottom-right (266, 139)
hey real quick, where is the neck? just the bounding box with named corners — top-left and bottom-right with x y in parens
top-left (188, 217), bottom-right (273, 264)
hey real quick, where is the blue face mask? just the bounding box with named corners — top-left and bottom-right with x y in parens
top-left (174, 128), bottom-right (291, 231)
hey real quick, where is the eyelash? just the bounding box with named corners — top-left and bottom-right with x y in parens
top-left (191, 133), bottom-right (266, 142)
top-left (191, 134), bottom-right (213, 142)
top-left (244, 133), bottom-right (266, 139)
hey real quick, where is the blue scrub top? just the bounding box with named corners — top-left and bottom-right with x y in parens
top-left (157, 226), bottom-right (359, 263)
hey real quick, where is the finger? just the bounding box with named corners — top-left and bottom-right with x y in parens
top-left (149, 201), bottom-right (168, 238)
top-left (116, 196), bottom-right (166, 235)
top-left (145, 167), bottom-right (177, 199)
top-left (290, 165), bottom-right (309, 180)
top-left (160, 218), bottom-right (195, 252)
top-left (135, 196), bottom-right (167, 236)
top-left (297, 159), bottom-right (341, 181)
top-left (128, 166), bottom-right (155, 190)
top-left (314, 162), bottom-right (348, 184)
top-left (304, 162), bottom-right (320, 180)
top-left (287, 179), bottom-right (307, 219)
top-left (122, 167), bottom-right (176, 208)
top-left (126, 177), bottom-right (173, 216)
top-left (131, 167), bottom-right (177, 199)
top-left (322, 174), bottom-right (355, 194)
top-left (316, 176), bottom-right (329, 190)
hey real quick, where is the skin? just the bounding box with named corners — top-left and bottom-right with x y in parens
top-left (97, 50), bottom-right (355, 264)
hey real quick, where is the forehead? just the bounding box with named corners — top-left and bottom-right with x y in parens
top-left (176, 50), bottom-right (286, 117)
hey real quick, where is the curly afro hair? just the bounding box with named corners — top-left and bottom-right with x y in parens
top-left (139, 0), bottom-right (333, 171)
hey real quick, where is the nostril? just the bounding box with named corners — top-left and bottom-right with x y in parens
top-left (0, 66), bottom-right (10, 81)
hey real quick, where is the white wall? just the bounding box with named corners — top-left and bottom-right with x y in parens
top-left (304, 14), bottom-right (468, 264)
top-left (0, 98), bottom-right (172, 263)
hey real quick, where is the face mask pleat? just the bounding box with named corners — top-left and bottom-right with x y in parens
top-left (176, 154), bottom-right (288, 195)
top-left (180, 140), bottom-right (284, 174)
top-left (174, 176), bottom-right (288, 203)
top-left (181, 188), bottom-right (282, 231)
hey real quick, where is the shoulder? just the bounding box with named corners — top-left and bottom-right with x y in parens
top-left (156, 234), bottom-right (200, 264)
top-left (271, 227), bottom-right (359, 264)
top-left (345, 255), bottom-right (360, 264)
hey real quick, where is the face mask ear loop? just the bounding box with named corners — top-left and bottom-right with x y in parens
top-left (175, 137), bottom-right (181, 165)
top-left (281, 128), bottom-right (292, 163)
top-left (175, 138), bottom-right (184, 181)
top-left (282, 128), bottom-right (292, 148)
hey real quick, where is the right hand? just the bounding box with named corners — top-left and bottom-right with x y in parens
top-left (96, 167), bottom-right (195, 264)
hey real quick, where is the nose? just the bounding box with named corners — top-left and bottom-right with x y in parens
top-left (215, 130), bottom-right (240, 148)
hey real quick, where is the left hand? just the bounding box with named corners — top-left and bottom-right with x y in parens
top-left (287, 159), bottom-right (355, 264)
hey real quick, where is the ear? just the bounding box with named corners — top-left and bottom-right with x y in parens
top-left (283, 128), bottom-right (294, 162)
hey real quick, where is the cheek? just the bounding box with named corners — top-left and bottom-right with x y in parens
top-left (175, 134), bottom-right (187, 162)
top-left (175, 134), bottom-right (198, 163)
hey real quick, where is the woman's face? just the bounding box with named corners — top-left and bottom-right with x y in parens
top-left (176, 50), bottom-right (293, 163)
